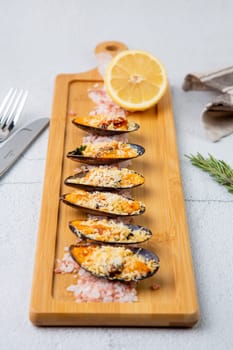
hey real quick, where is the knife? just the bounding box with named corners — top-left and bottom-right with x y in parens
top-left (0, 118), bottom-right (49, 178)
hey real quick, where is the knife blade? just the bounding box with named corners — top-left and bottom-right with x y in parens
top-left (0, 118), bottom-right (49, 178)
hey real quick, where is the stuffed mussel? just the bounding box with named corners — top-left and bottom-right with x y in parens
top-left (69, 243), bottom-right (160, 281)
top-left (69, 218), bottom-right (152, 244)
top-left (72, 115), bottom-right (139, 136)
top-left (61, 189), bottom-right (146, 217)
top-left (67, 140), bottom-right (145, 165)
top-left (64, 166), bottom-right (144, 191)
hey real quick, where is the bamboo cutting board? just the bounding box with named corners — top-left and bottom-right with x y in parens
top-left (30, 41), bottom-right (199, 327)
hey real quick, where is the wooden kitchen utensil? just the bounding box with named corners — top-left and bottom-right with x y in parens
top-left (30, 41), bottom-right (199, 327)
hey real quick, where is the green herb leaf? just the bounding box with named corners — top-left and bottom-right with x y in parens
top-left (73, 145), bottom-right (87, 156)
top-left (185, 153), bottom-right (233, 194)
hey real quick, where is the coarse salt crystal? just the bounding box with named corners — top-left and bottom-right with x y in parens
top-left (151, 282), bottom-right (160, 291)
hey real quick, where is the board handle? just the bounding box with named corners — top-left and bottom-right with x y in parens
top-left (95, 41), bottom-right (128, 57)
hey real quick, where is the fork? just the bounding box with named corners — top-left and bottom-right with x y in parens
top-left (0, 88), bottom-right (28, 142)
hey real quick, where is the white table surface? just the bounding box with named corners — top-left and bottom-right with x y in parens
top-left (0, 1), bottom-right (233, 349)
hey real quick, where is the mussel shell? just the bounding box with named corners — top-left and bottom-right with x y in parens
top-left (61, 191), bottom-right (146, 217)
top-left (66, 143), bottom-right (145, 165)
top-left (69, 220), bottom-right (152, 244)
top-left (69, 243), bottom-right (160, 281)
top-left (72, 118), bottom-right (140, 136)
top-left (64, 169), bottom-right (145, 191)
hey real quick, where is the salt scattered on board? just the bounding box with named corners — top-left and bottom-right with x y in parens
top-left (88, 86), bottom-right (128, 117)
top-left (55, 249), bottom-right (138, 303)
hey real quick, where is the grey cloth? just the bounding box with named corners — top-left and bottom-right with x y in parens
top-left (183, 67), bottom-right (233, 141)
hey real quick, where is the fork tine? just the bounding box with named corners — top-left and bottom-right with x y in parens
top-left (11, 90), bottom-right (28, 127)
top-left (3, 90), bottom-right (28, 131)
top-left (0, 88), bottom-right (14, 115)
top-left (0, 88), bottom-right (17, 125)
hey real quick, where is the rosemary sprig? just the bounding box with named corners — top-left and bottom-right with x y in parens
top-left (185, 153), bottom-right (233, 194)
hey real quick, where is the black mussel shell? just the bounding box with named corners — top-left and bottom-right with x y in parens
top-left (69, 220), bottom-right (152, 244)
top-left (72, 118), bottom-right (140, 136)
top-left (66, 143), bottom-right (145, 165)
top-left (69, 243), bottom-right (160, 281)
top-left (60, 191), bottom-right (146, 217)
top-left (64, 169), bottom-right (144, 191)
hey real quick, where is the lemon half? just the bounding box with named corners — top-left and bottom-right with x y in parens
top-left (104, 50), bottom-right (167, 111)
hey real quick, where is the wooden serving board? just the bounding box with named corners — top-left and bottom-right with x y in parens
top-left (30, 41), bottom-right (199, 327)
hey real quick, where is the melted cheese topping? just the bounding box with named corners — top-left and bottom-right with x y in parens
top-left (74, 115), bottom-right (135, 131)
top-left (65, 190), bottom-right (144, 215)
top-left (71, 218), bottom-right (150, 243)
top-left (67, 166), bottom-right (144, 188)
top-left (82, 141), bottom-right (138, 158)
top-left (71, 245), bottom-right (158, 281)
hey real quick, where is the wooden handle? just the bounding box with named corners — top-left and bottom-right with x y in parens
top-left (95, 41), bottom-right (128, 57)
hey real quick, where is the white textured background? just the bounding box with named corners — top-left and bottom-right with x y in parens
top-left (0, 1), bottom-right (233, 349)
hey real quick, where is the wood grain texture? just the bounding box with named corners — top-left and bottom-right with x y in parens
top-left (29, 41), bottom-right (199, 327)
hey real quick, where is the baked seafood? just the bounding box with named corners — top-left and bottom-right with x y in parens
top-left (64, 166), bottom-right (144, 191)
top-left (69, 218), bottom-right (152, 244)
top-left (67, 140), bottom-right (145, 165)
top-left (72, 115), bottom-right (139, 136)
top-left (69, 244), bottom-right (159, 281)
top-left (61, 189), bottom-right (146, 217)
